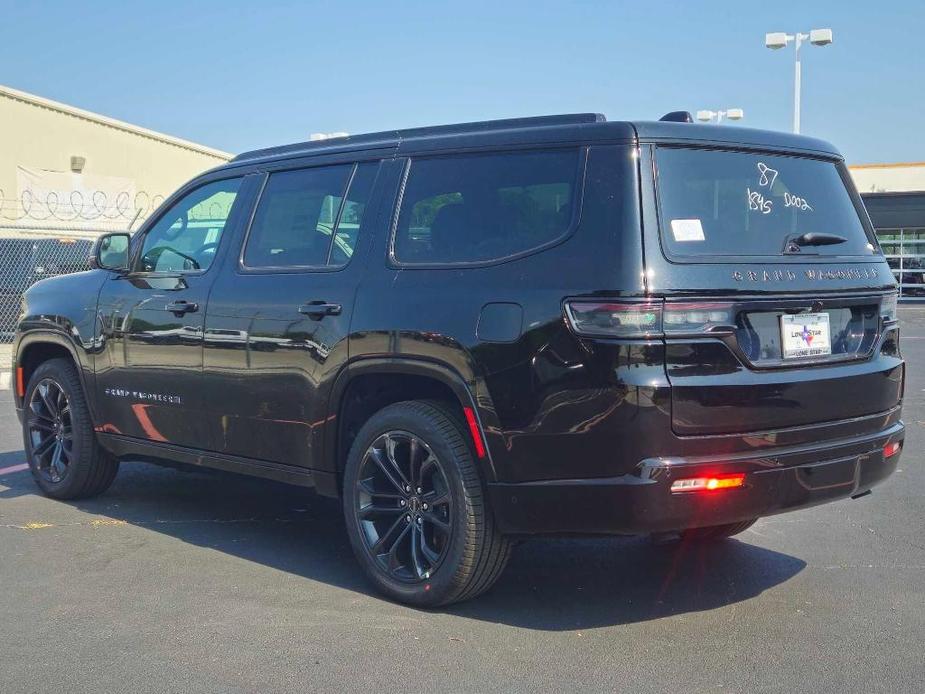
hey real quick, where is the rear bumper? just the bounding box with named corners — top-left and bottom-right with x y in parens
top-left (487, 421), bottom-right (904, 535)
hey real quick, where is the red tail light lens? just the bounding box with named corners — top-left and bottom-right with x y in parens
top-left (670, 473), bottom-right (746, 494)
top-left (564, 301), bottom-right (662, 338)
top-left (883, 441), bottom-right (901, 459)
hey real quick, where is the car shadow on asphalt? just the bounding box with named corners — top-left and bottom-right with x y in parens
top-left (1, 458), bottom-right (806, 630)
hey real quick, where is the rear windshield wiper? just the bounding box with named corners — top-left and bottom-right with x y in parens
top-left (783, 232), bottom-right (848, 254)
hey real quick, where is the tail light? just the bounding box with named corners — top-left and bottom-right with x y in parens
top-left (663, 302), bottom-right (734, 334)
top-left (883, 441), bottom-right (901, 459)
top-left (564, 300), bottom-right (734, 338)
top-left (564, 301), bottom-right (662, 338)
top-left (670, 472), bottom-right (746, 493)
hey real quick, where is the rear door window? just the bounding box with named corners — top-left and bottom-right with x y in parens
top-left (655, 147), bottom-right (876, 259)
top-left (243, 162), bottom-right (377, 269)
top-left (392, 149), bottom-right (581, 265)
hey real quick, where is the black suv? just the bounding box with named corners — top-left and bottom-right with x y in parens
top-left (12, 113), bottom-right (904, 606)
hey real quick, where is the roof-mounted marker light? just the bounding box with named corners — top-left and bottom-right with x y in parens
top-left (659, 111), bottom-right (694, 123)
top-left (670, 473), bottom-right (746, 494)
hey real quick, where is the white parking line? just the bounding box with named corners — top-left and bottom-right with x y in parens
top-left (0, 371), bottom-right (10, 391)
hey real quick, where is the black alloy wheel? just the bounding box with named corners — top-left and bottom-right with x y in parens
top-left (342, 400), bottom-right (511, 606)
top-left (355, 431), bottom-right (452, 582)
top-left (26, 378), bottom-right (74, 484)
top-left (23, 358), bottom-right (119, 500)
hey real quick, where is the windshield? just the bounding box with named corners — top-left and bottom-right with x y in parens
top-left (655, 147), bottom-right (877, 258)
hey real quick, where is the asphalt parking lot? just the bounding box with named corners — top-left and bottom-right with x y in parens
top-left (1, 312), bottom-right (923, 694)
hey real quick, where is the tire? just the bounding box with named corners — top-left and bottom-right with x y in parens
top-left (342, 400), bottom-right (511, 607)
top-left (22, 358), bottom-right (119, 500)
top-left (681, 518), bottom-right (758, 541)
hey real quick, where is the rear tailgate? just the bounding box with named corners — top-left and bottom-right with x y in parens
top-left (643, 144), bottom-right (903, 438)
top-left (665, 292), bottom-right (902, 435)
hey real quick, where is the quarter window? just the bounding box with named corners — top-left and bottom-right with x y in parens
top-left (138, 178), bottom-right (242, 273)
top-left (243, 163), bottom-right (377, 269)
top-left (393, 149), bottom-right (580, 265)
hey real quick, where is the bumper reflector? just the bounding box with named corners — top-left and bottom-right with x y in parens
top-left (670, 473), bottom-right (746, 494)
top-left (883, 441), bottom-right (901, 459)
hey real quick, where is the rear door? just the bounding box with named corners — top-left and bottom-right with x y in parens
top-left (642, 145), bottom-right (902, 437)
top-left (201, 160), bottom-right (382, 466)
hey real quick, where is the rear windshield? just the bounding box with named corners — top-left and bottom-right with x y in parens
top-left (655, 147), bottom-right (876, 258)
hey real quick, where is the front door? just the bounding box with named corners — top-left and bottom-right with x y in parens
top-left (202, 161), bottom-right (382, 467)
top-left (94, 176), bottom-right (247, 448)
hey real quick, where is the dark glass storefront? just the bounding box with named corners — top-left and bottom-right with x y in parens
top-left (862, 192), bottom-right (925, 300)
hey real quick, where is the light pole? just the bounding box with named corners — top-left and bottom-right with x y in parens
top-left (696, 108), bottom-right (744, 124)
top-left (765, 28), bottom-right (833, 134)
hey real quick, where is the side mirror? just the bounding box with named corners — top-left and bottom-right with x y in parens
top-left (90, 232), bottom-right (131, 271)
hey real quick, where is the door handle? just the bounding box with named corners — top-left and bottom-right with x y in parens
top-left (298, 301), bottom-right (342, 320)
top-left (165, 300), bottom-right (198, 316)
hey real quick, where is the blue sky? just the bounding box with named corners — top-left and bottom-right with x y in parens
top-left (2, 0), bottom-right (920, 163)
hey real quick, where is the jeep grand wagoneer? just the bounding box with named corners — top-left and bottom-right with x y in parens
top-left (12, 113), bottom-right (903, 605)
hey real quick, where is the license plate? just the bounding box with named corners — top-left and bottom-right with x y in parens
top-left (780, 313), bottom-right (831, 359)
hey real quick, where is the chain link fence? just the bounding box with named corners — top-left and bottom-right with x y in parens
top-left (0, 169), bottom-right (171, 342)
top-left (0, 229), bottom-right (103, 342)
top-left (0, 184), bottom-right (165, 343)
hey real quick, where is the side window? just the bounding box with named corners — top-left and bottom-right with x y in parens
top-left (393, 149), bottom-right (580, 265)
top-left (138, 178), bottom-right (242, 273)
top-left (243, 162), bottom-right (377, 269)
top-left (330, 163), bottom-right (377, 265)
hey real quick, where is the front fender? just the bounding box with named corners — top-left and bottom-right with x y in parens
top-left (13, 270), bottom-right (106, 418)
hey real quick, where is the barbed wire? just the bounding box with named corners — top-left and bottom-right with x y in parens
top-left (0, 188), bottom-right (166, 224)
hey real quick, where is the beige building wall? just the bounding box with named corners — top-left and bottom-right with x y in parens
top-left (0, 84), bottom-right (232, 236)
top-left (849, 162), bottom-right (925, 194)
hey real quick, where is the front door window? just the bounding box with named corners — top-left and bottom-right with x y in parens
top-left (138, 178), bottom-right (243, 273)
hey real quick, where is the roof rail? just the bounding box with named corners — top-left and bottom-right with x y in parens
top-left (401, 112), bottom-right (607, 136)
top-left (231, 113), bottom-right (607, 164)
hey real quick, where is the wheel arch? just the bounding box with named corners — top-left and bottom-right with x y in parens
top-left (322, 357), bottom-right (497, 498)
top-left (15, 331), bottom-right (94, 419)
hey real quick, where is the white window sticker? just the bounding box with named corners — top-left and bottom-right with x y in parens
top-left (670, 218), bottom-right (705, 242)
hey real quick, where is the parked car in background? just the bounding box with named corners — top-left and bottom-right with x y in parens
top-left (11, 113), bottom-right (903, 606)
top-left (0, 237), bottom-right (93, 340)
